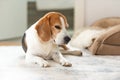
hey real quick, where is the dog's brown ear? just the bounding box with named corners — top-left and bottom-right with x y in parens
top-left (35, 17), bottom-right (51, 42)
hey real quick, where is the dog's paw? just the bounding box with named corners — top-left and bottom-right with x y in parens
top-left (39, 61), bottom-right (50, 68)
top-left (60, 60), bottom-right (72, 67)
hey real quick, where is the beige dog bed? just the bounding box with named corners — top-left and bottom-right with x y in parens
top-left (89, 17), bottom-right (120, 55)
top-left (89, 25), bottom-right (120, 55)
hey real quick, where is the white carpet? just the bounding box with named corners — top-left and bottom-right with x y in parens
top-left (0, 46), bottom-right (120, 80)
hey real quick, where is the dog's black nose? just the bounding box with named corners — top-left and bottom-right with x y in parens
top-left (64, 36), bottom-right (71, 44)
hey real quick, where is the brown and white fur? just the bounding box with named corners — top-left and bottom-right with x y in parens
top-left (68, 17), bottom-right (120, 54)
top-left (22, 12), bottom-right (72, 67)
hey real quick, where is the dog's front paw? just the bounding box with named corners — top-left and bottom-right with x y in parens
top-left (60, 60), bottom-right (72, 67)
top-left (39, 61), bottom-right (50, 68)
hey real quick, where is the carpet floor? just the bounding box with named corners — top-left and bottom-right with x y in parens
top-left (0, 46), bottom-right (120, 80)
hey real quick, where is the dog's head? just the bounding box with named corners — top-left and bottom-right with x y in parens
top-left (35, 12), bottom-right (71, 45)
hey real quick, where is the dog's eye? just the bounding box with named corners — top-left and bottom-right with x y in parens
top-left (55, 25), bottom-right (61, 30)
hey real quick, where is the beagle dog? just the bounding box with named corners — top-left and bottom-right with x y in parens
top-left (22, 12), bottom-right (72, 67)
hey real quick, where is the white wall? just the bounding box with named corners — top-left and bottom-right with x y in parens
top-left (74, 0), bottom-right (120, 31)
top-left (36, 0), bottom-right (74, 10)
top-left (0, 0), bottom-right (27, 40)
top-left (27, 0), bottom-right (35, 2)
top-left (85, 0), bottom-right (120, 26)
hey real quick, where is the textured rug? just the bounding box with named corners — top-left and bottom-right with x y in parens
top-left (0, 46), bottom-right (120, 80)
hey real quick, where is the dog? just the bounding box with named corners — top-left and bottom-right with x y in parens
top-left (22, 12), bottom-right (72, 67)
top-left (68, 17), bottom-right (120, 53)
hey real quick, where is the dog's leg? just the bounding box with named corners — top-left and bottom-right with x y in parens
top-left (59, 44), bottom-right (82, 56)
top-left (52, 51), bottom-right (72, 67)
top-left (59, 44), bottom-right (69, 50)
top-left (25, 53), bottom-right (50, 67)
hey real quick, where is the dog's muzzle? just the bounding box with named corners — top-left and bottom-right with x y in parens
top-left (64, 36), bottom-right (71, 44)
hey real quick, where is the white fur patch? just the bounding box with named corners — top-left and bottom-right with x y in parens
top-left (69, 28), bottom-right (106, 49)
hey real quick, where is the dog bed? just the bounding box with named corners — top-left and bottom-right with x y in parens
top-left (89, 24), bottom-right (120, 55)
